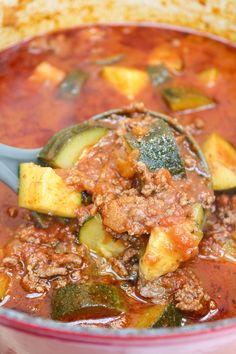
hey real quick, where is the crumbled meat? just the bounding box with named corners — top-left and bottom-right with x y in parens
top-left (65, 109), bottom-right (213, 238)
top-left (139, 268), bottom-right (213, 314)
top-left (1, 222), bottom-right (87, 293)
top-left (200, 194), bottom-right (236, 261)
top-left (110, 258), bottom-right (129, 277)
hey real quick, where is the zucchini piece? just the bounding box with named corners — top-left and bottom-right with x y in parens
top-left (58, 68), bottom-right (88, 100)
top-left (153, 303), bottom-right (183, 328)
top-left (101, 66), bottom-right (148, 97)
top-left (31, 211), bottom-right (50, 229)
top-left (140, 226), bottom-right (183, 281)
top-left (131, 304), bottom-right (167, 328)
top-left (161, 86), bottom-right (215, 112)
top-left (39, 124), bottom-right (108, 168)
top-left (198, 68), bottom-right (219, 87)
top-left (79, 214), bottom-right (125, 258)
top-left (193, 203), bottom-right (205, 229)
top-left (148, 46), bottom-right (183, 72)
top-left (18, 163), bottom-right (81, 217)
top-left (140, 219), bottom-right (203, 281)
top-left (147, 64), bottom-right (172, 87)
top-left (203, 133), bottom-right (236, 190)
top-left (126, 119), bottom-right (185, 176)
top-left (29, 61), bottom-right (65, 86)
top-left (95, 54), bottom-right (125, 65)
top-left (0, 273), bottom-right (10, 300)
top-left (52, 283), bottom-right (126, 321)
top-left (81, 191), bottom-right (93, 205)
top-left (222, 239), bottom-right (236, 263)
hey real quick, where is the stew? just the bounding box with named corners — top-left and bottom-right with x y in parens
top-left (0, 25), bottom-right (235, 329)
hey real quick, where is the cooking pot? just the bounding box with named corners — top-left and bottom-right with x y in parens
top-left (0, 1), bottom-right (235, 353)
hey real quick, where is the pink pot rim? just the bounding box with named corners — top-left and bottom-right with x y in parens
top-left (0, 308), bottom-right (236, 346)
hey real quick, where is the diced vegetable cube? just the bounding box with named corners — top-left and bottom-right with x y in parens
top-left (52, 283), bottom-right (126, 321)
top-left (203, 133), bottom-right (236, 190)
top-left (58, 68), bottom-right (88, 99)
top-left (79, 214), bottom-right (125, 258)
top-left (147, 64), bottom-right (172, 87)
top-left (39, 124), bottom-right (108, 169)
top-left (148, 46), bottom-right (183, 72)
top-left (0, 273), bottom-right (10, 300)
top-left (95, 54), bottom-right (125, 65)
top-left (140, 220), bottom-right (203, 281)
top-left (153, 303), bottom-right (183, 328)
top-left (29, 62), bottom-right (65, 85)
top-left (198, 68), bottom-right (220, 87)
top-left (139, 226), bottom-right (184, 281)
top-left (126, 119), bottom-right (185, 176)
top-left (101, 66), bottom-right (148, 98)
top-left (130, 304), bottom-right (167, 328)
top-left (19, 163), bottom-right (81, 217)
top-left (161, 86), bottom-right (215, 112)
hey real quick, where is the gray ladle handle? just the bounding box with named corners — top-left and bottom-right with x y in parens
top-left (0, 144), bottom-right (41, 193)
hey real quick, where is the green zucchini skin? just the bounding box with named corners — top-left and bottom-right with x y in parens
top-left (126, 119), bottom-right (185, 176)
top-left (147, 64), bottom-right (172, 87)
top-left (79, 214), bottom-right (125, 258)
top-left (95, 53), bottom-right (125, 65)
top-left (52, 283), bottom-right (126, 321)
top-left (153, 303), bottom-right (183, 328)
top-left (161, 86), bottom-right (215, 112)
top-left (38, 123), bottom-right (108, 168)
top-left (58, 68), bottom-right (88, 100)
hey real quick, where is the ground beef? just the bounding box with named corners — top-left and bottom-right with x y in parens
top-left (1, 221), bottom-right (87, 293)
top-left (200, 194), bottom-right (236, 261)
top-left (64, 108), bottom-right (213, 239)
top-left (139, 268), bottom-right (213, 314)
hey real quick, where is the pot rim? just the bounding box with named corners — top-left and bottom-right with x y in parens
top-left (0, 307), bottom-right (236, 345)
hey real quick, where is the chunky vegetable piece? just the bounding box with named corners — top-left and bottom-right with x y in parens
top-left (130, 304), bottom-right (167, 328)
top-left (29, 61), bottom-right (65, 85)
top-left (161, 86), bottom-right (215, 112)
top-left (0, 273), bottom-right (10, 300)
top-left (95, 54), bottom-right (125, 65)
top-left (58, 68), bottom-right (88, 99)
top-left (126, 119), bottom-right (185, 176)
top-left (193, 203), bottom-right (206, 229)
top-left (148, 46), bottom-right (183, 72)
top-left (101, 66), bottom-right (148, 97)
top-left (140, 218), bottom-right (203, 281)
top-left (147, 64), bottom-right (172, 87)
top-left (79, 214), bottom-right (125, 258)
top-left (198, 68), bottom-right (220, 87)
top-left (19, 163), bottom-right (81, 217)
top-left (52, 283), bottom-right (126, 321)
top-left (153, 303), bottom-right (183, 328)
top-left (140, 226), bottom-right (183, 281)
top-left (39, 124), bottom-right (108, 168)
top-left (203, 133), bottom-right (236, 190)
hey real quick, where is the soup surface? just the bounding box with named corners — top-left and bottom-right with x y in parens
top-left (0, 25), bottom-right (235, 328)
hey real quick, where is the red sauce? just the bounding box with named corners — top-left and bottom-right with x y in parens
top-left (0, 25), bottom-right (235, 326)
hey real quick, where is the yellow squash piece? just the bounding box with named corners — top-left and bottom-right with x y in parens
top-left (29, 61), bottom-right (65, 86)
top-left (130, 304), bottom-right (167, 328)
top-left (101, 66), bottom-right (148, 98)
top-left (140, 220), bottom-right (203, 281)
top-left (19, 163), bottom-right (81, 217)
top-left (198, 68), bottom-right (220, 87)
top-left (0, 273), bottom-right (10, 300)
top-left (203, 133), bottom-right (236, 190)
top-left (148, 46), bottom-right (183, 72)
top-left (140, 227), bottom-right (183, 281)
